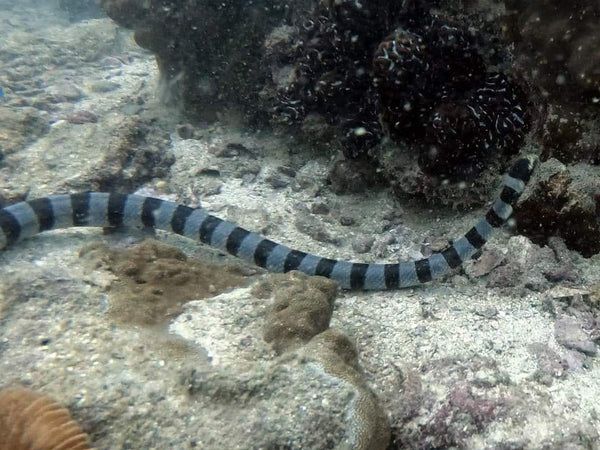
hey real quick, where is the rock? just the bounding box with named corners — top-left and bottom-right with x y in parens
top-left (66, 110), bottom-right (98, 124)
top-left (258, 272), bottom-right (337, 353)
top-left (294, 213), bottom-right (341, 246)
top-left (340, 216), bottom-right (355, 226)
top-left (170, 271), bottom-right (389, 449)
top-left (554, 317), bottom-right (597, 356)
top-left (46, 82), bottom-right (83, 102)
top-left (88, 80), bottom-right (120, 93)
top-left (515, 159), bottom-right (600, 257)
top-left (486, 265), bottom-right (522, 289)
top-left (352, 235), bottom-right (375, 254)
top-left (465, 249), bottom-right (506, 279)
top-left (310, 202), bottom-right (330, 215)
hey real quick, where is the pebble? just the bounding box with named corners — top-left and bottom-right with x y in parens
top-left (88, 80), bottom-right (120, 93)
top-left (352, 236), bottom-right (375, 254)
top-left (46, 82), bottom-right (82, 102)
top-left (277, 165), bottom-right (296, 178)
top-left (339, 216), bottom-right (355, 226)
top-left (465, 249), bottom-right (506, 278)
top-left (214, 143), bottom-right (254, 158)
top-left (294, 214), bottom-right (340, 245)
top-left (555, 317), bottom-right (597, 356)
top-left (176, 123), bottom-right (196, 140)
top-left (264, 170), bottom-right (290, 189)
top-left (67, 110), bottom-right (98, 124)
top-left (310, 202), bottom-right (330, 215)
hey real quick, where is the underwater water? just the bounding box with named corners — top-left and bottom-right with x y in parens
top-left (1, 0), bottom-right (600, 448)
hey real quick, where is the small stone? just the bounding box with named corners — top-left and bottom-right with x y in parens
top-left (277, 165), bottom-right (296, 177)
top-left (555, 317), bottom-right (597, 356)
top-left (66, 110), bottom-right (98, 124)
top-left (176, 124), bottom-right (196, 140)
top-left (352, 236), bottom-right (375, 254)
top-left (474, 306), bottom-right (499, 319)
top-left (47, 82), bottom-right (82, 102)
top-left (214, 143), bottom-right (255, 158)
top-left (201, 179), bottom-right (223, 196)
top-left (88, 80), bottom-right (120, 93)
top-left (543, 266), bottom-right (579, 283)
top-left (294, 214), bottom-right (340, 245)
top-left (339, 216), bottom-right (355, 226)
top-left (486, 265), bottom-right (522, 289)
top-left (264, 171), bottom-right (290, 189)
top-left (310, 203), bottom-right (330, 215)
top-left (465, 249), bottom-right (506, 279)
top-left (197, 167), bottom-right (221, 177)
top-left (560, 350), bottom-right (586, 371)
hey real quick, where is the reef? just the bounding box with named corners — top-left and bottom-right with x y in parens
top-left (98, 0), bottom-right (312, 121)
top-left (263, 2), bottom-right (531, 182)
top-left (97, 0), bottom-right (532, 193)
top-left (389, 358), bottom-right (513, 448)
top-left (503, 0), bottom-right (600, 103)
top-left (498, 0), bottom-right (600, 170)
top-left (513, 159), bottom-right (600, 258)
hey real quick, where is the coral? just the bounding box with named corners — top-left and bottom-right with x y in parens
top-left (172, 271), bottom-right (390, 448)
top-left (259, 273), bottom-right (390, 449)
top-left (0, 387), bottom-right (92, 450)
top-left (254, 271), bottom-right (338, 353)
top-left (541, 104), bottom-right (600, 165)
top-left (79, 239), bottom-right (251, 325)
top-left (265, 4), bottom-right (530, 180)
top-left (499, 1), bottom-right (600, 169)
top-left (264, 0), bottom-right (401, 158)
top-left (256, 271), bottom-right (390, 449)
top-left (503, 0), bottom-right (600, 101)
top-left (373, 23), bottom-right (530, 178)
top-left (514, 159), bottom-right (600, 257)
top-left (99, 0), bottom-right (310, 120)
top-left (303, 329), bottom-right (391, 450)
top-left (265, 0), bottom-right (403, 156)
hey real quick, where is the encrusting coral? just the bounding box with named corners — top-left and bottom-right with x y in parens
top-left (0, 387), bottom-right (92, 450)
top-left (79, 239), bottom-right (252, 326)
top-left (255, 271), bottom-right (391, 449)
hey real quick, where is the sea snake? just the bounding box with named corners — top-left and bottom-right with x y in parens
top-left (0, 156), bottom-right (537, 290)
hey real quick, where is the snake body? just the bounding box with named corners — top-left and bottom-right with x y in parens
top-left (0, 157), bottom-right (536, 290)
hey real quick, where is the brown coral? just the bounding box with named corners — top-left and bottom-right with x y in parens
top-left (79, 239), bottom-right (252, 326)
top-left (254, 271), bottom-right (338, 353)
top-left (0, 387), bottom-right (92, 450)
